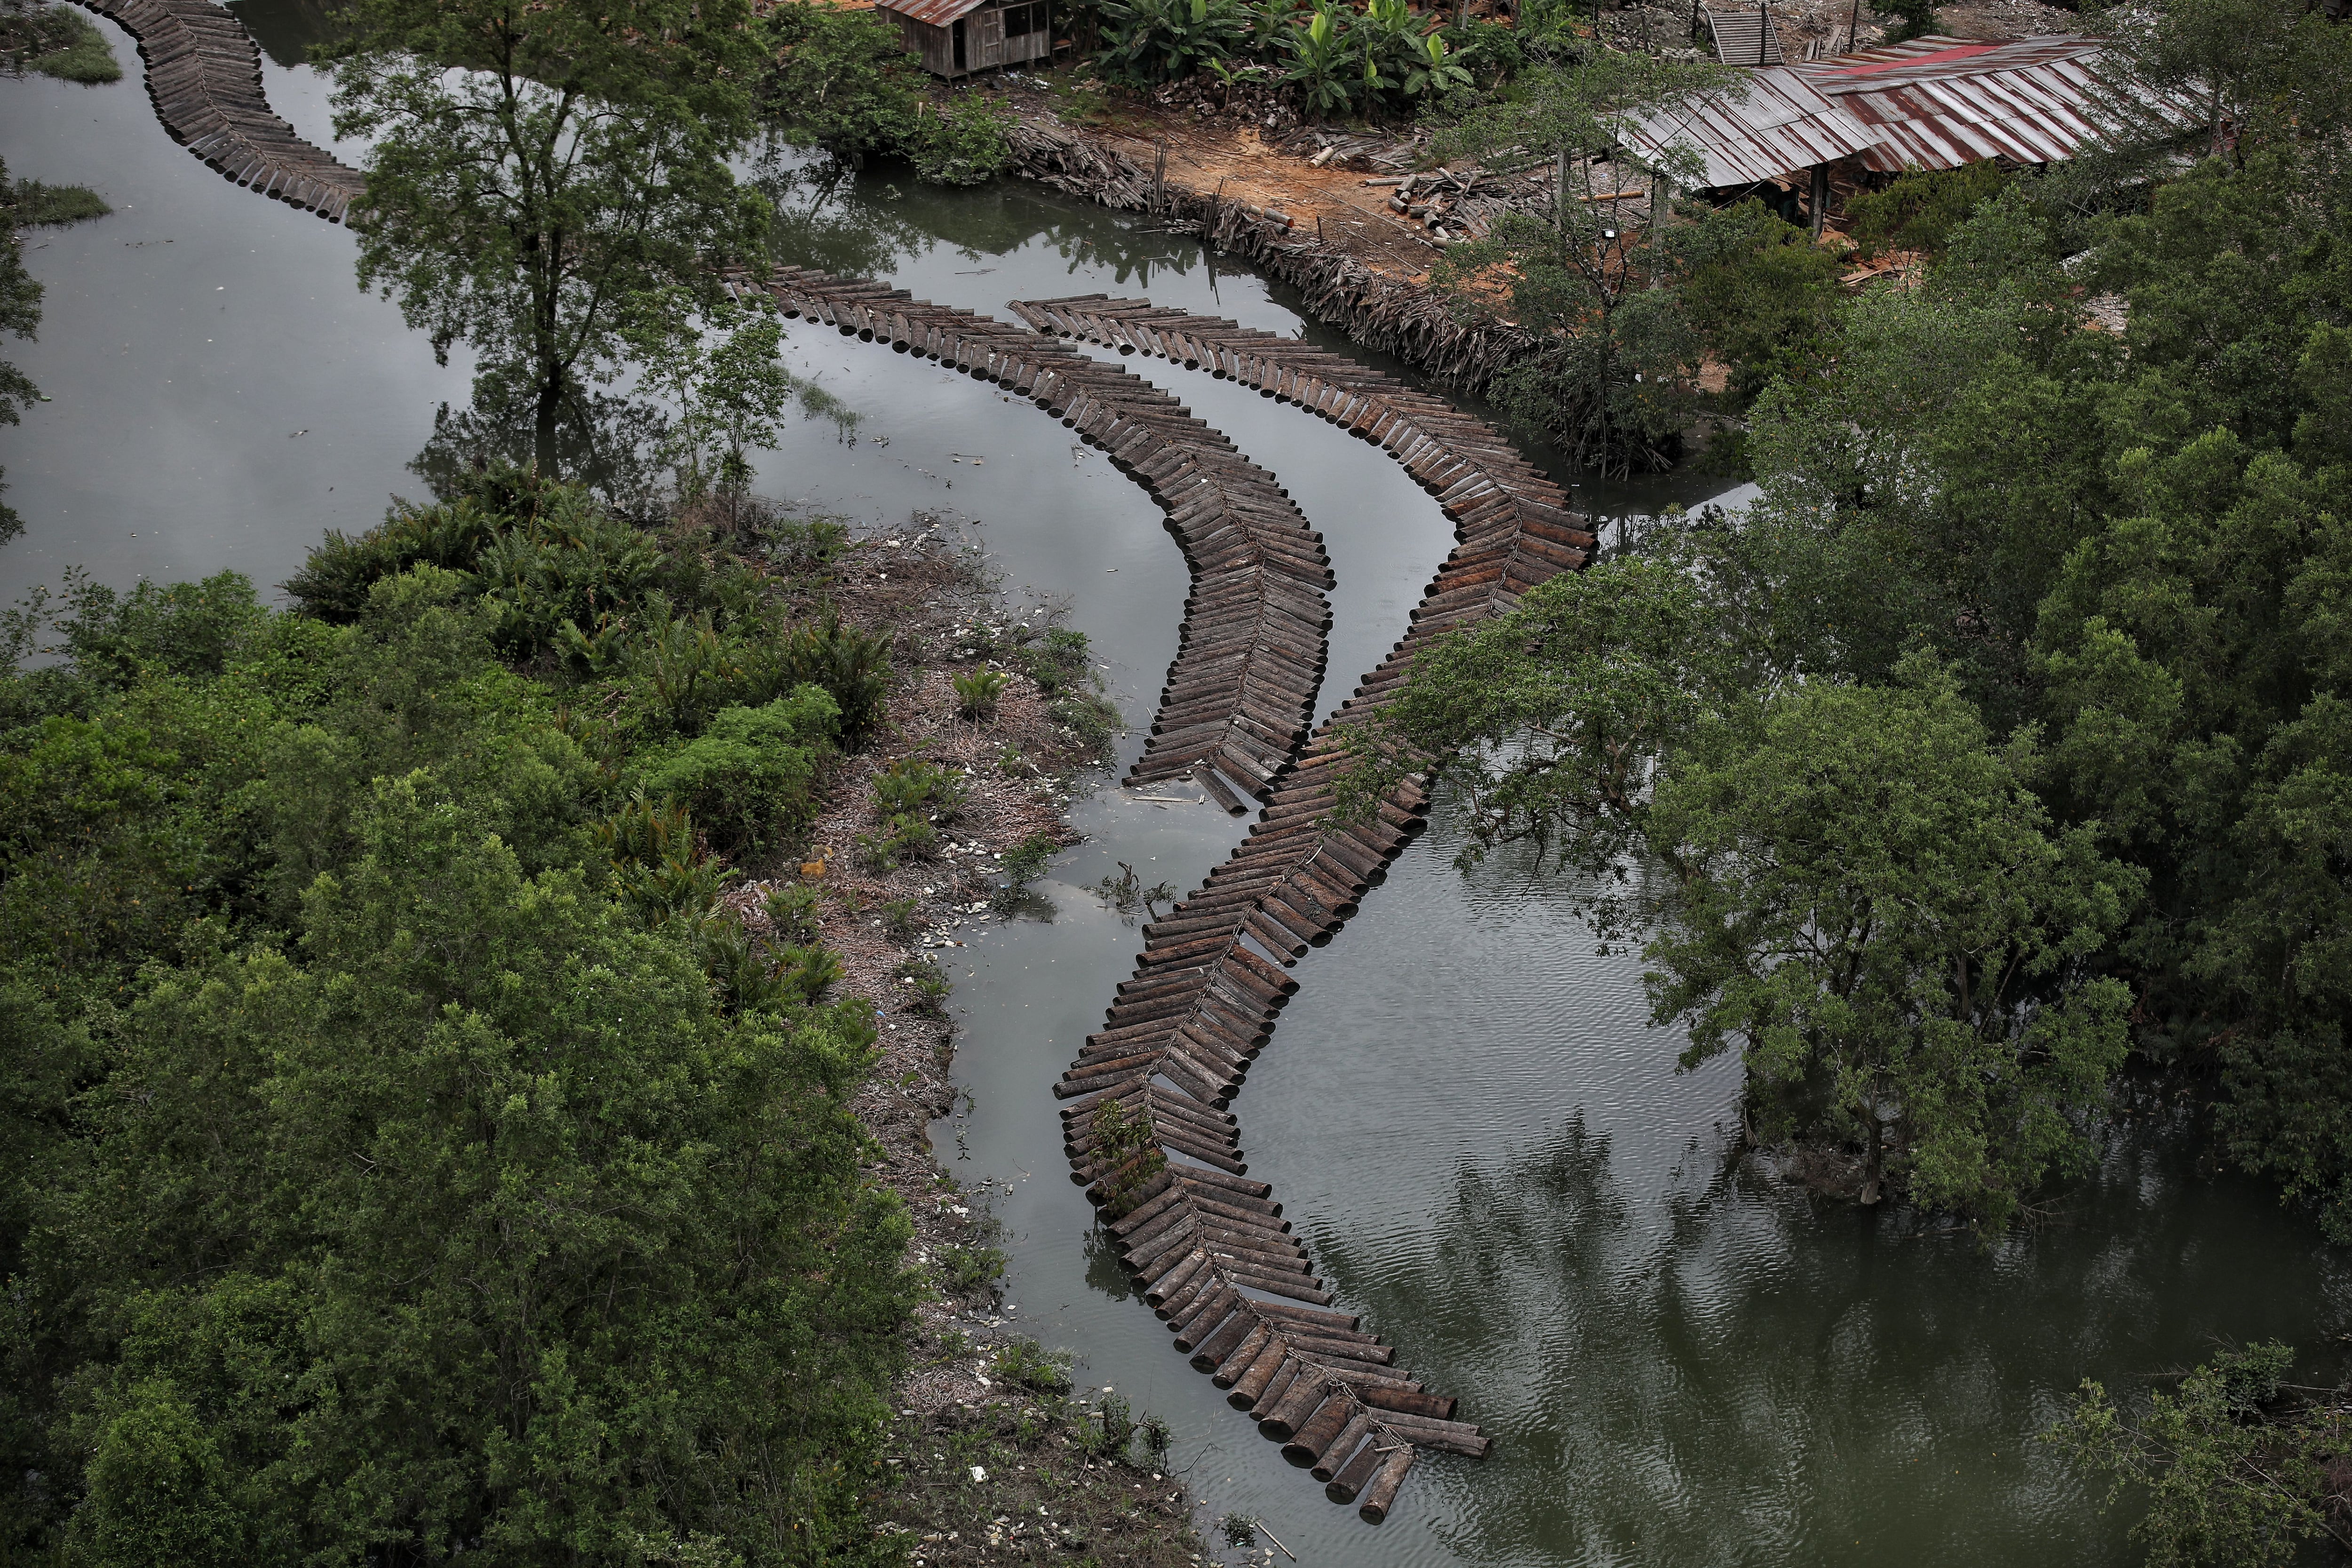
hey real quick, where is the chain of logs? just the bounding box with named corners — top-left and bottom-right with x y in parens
top-left (70, 0), bottom-right (366, 223)
top-left (1023, 293), bottom-right (1594, 1523)
top-left (723, 266), bottom-right (1332, 804)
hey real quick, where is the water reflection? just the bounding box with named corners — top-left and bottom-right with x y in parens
top-left (408, 377), bottom-right (670, 510)
top-left (11, 27), bottom-right (2352, 1566)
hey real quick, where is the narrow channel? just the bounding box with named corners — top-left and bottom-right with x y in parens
top-left (6, 16), bottom-right (2349, 1565)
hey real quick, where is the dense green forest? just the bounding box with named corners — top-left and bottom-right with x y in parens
top-left (0, 470), bottom-right (921, 1565)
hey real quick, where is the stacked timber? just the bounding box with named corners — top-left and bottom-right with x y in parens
top-left (70, 0), bottom-right (364, 223)
top-left (726, 266), bottom-right (1332, 802)
top-left (1030, 294), bottom-right (1595, 1523)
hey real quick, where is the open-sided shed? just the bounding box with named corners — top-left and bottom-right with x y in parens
top-left (877, 0), bottom-right (1052, 77)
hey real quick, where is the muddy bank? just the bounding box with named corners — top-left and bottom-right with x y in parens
top-left (752, 523), bottom-right (1212, 1562)
top-left (1003, 109), bottom-right (1539, 391)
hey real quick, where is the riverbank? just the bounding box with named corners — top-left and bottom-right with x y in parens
top-left (764, 521), bottom-right (1216, 1564)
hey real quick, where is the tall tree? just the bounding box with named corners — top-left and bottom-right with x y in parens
top-left (329, 0), bottom-right (773, 474)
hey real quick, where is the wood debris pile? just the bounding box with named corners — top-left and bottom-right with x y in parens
top-left (1370, 165), bottom-right (1548, 243)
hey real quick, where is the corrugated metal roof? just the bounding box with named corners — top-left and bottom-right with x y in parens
top-left (1623, 66), bottom-right (1878, 189)
top-left (1706, 8), bottom-right (1784, 66)
top-left (1796, 34), bottom-right (2194, 173)
top-left (876, 0), bottom-right (991, 27)
top-left (1624, 32), bottom-right (2198, 188)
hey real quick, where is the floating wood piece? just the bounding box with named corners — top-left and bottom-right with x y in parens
top-left (69, 0), bottom-right (366, 223)
top-left (726, 266), bottom-right (1333, 802)
top-left (1026, 297), bottom-right (1598, 1522)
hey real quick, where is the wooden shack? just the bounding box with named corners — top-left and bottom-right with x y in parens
top-left (877, 0), bottom-right (1052, 77)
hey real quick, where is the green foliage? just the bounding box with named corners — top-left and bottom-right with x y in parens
top-left (993, 1340), bottom-right (1074, 1397)
top-left (758, 8), bottom-right (1014, 184)
top-left (0, 561), bottom-right (917, 1563)
top-left (763, 880), bottom-right (826, 944)
top-left (780, 614), bottom-right (894, 746)
top-left (1087, 1097), bottom-right (1167, 1215)
top-left (880, 894), bottom-right (923, 940)
top-left (872, 756), bottom-right (967, 820)
top-left (0, 0), bottom-right (119, 82)
top-left (1000, 831), bottom-right (1057, 888)
top-left (760, 4), bottom-right (930, 162)
top-left (2047, 1343), bottom-right (2349, 1568)
top-left (635, 686), bottom-right (838, 855)
top-left (1430, 55), bottom-right (1744, 472)
top-left (1354, 551), bottom-right (2139, 1228)
top-left (857, 812), bottom-right (938, 871)
top-left (1018, 627), bottom-right (1091, 695)
top-left (596, 790), bottom-right (738, 923)
top-left (1669, 198), bottom-right (1845, 407)
top-left (1647, 672), bottom-right (2138, 1227)
top-left (626, 294), bottom-right (824, 509)
top-left (936, 1236), bottom-right (1005, 1297)
top-left (894, 954), bottom-right (951, 1016)
top-left (6, 176), bottom-right (111, 228)
top-left (1098, 0), bottom-right (1248, 86)
top-left (1848, 159), bottom-right (2011, 259)
top-left (953, 665), bottom-right (1012, 718)
top-left (328, 0), bottom-right (773, 473)
top-left (910, 94), bottom-right (1017, 187)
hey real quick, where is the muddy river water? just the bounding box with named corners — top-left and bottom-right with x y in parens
top-left (7, 16), bottom-right (2351, 1564)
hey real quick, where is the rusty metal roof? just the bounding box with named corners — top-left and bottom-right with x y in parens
top-left (1796, 34), bottom-right (2194, 173)
top-left (1623, 66), bottom-right (1878, 190)
top-left (876, 0), bottom-right (991, 26)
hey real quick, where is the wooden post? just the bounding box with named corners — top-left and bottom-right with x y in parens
top-left (1554, 147), bottom-right (1568, 232)
top-left (1153, 141), bottom-right (1168, 217)
top-left (1809, 161), bottom-right (1828, 237)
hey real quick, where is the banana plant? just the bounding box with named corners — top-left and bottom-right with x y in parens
top-left (1404, 31), bottom-right (1474, 100)
top-left (1282, 0), bottom-right (1358, 121)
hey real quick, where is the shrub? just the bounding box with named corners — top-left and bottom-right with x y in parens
top-left (594, 792), bottom-right (736, 923)
top-left (995, 1340), bottom-right (1074, 1397)
top-left (856, 812), bottom-right (938, 871)
top-left (763, 882), bottom-right (826, 945)
top-left (780, 615), bottom-right (893, 746)
top-left (894, 955), bottom-right (951, 1016)
top-left (871, 757), bottom-right (966, 820)
top-left (953, 667), bottom-right (1011, 719)
top-left (1020, 628), bottom-right (1091, 695)
top-left (636, 686), bottom-right (838, 854)
top-left (880, 895), bottom-right (923, 940)
top-left (911, 94), bottom-right (1017, 186)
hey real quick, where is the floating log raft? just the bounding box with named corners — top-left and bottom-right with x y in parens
top-left (1032, 294), bottom-right (1597, 1522)
top-left (726, 266), bottom-right (1333, 803)
top-left (70, 0), bottom-right (365, 223)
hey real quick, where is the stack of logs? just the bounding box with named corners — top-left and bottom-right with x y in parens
top-left (725, 267), bottom-right (1332, 804)
top-left (69, 0), bottom-right (366, 223)
top-left (1370, 167), bottom-right (1525, 243)
top-left (1020, 293), bottom-right (1595, 1522)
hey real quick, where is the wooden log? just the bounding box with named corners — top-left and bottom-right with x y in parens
top-left (1324, 1437), bottom-right (1390, 1505)
top-left (1310, 1409), bottom-right (1375, 1482)
top-left (1355, 1383), bottom-right (1456, 1424)
top-left (1225, 1338), bottom-right (1292, 1409)
top-left (1357, 1445), bottom-right (1416, 1523)
top-left (1191, 1312), bottom-right (1263, 1375)
top-left (1280, 1392), bottom-right (1357, 1467)
top-left (1256, 1371), bottom-right (1332, 1441)
top-left (1210, 1321), bottom-right (1275, 1387)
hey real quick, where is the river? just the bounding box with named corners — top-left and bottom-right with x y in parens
top-left (4, 14), bottom-right (2348, 1565)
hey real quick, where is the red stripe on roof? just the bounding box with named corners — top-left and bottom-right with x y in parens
top-left (1827, 40), bottom-right (2004, 77)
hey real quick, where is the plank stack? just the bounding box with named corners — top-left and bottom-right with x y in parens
top-left (1021, 294), bottom-right (1596, 1522)
top-left (729, 266), bottom-right (1333, 804)
top-left (71, 0), bottom-right (365, 223)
